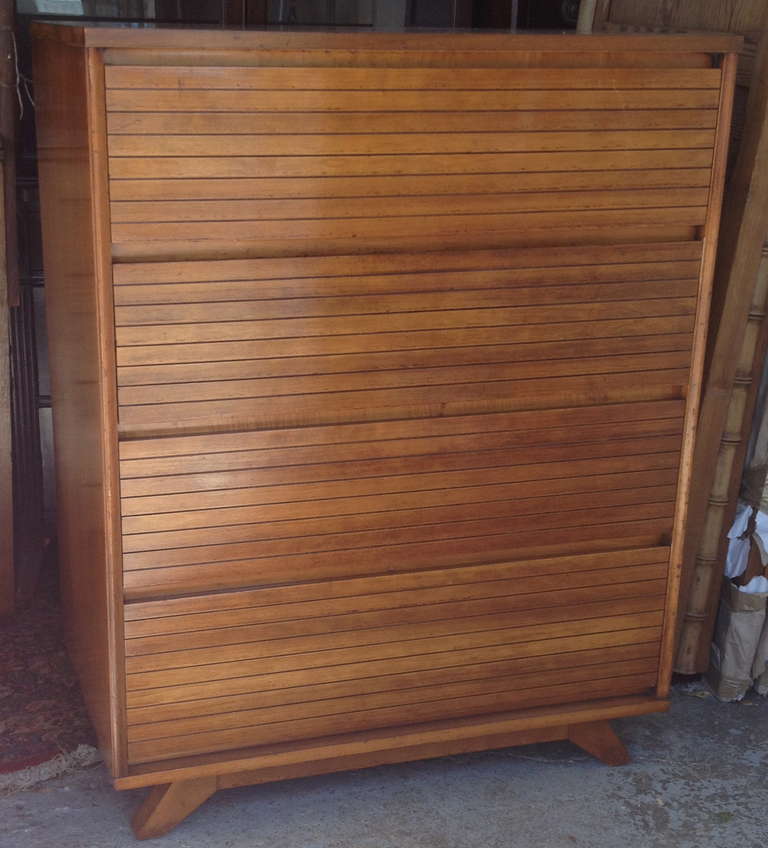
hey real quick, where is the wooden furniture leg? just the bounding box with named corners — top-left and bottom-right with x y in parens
top-left (132, 777), bottom-right (218, 840)
top-left (567, 720), bottom-right (630, 766)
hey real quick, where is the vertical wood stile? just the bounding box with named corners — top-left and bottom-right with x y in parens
top-left (85, 46), bottom-right (127, 775)
top-left (658, 51), bottom-right (738, 694)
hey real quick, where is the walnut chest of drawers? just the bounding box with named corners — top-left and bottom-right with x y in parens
top-left (31, 22), bottom-right (738, 838)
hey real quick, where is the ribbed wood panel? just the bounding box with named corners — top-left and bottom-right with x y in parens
top-left (119, 401), bottom-right (681, 597)
top-left (114, 243), bottom-right (700, 434)
top-left (104, 41), bottom-right (725, 774)
top-left (104, 62), bottom-right (720, 254)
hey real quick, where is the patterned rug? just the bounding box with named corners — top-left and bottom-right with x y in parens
top-left (0, 563), bottom-right (97, 776)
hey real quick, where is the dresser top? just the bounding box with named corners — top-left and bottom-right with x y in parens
top-left (30, 21), bottom-right (741, 54)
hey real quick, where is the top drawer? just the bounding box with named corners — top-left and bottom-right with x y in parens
top-left (104, 62), bottom-right (720, 259)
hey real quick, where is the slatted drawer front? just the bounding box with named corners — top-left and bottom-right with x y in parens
top-left (121, 545), bottom-right (667, 764)
top-left (113, 242), bottom-right (700, 435)
top-left (119, 400), bottom-right (683, 598)
top-left (104, 60), bottom-right (719, 258)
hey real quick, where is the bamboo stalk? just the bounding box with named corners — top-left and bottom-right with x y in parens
top-left (576, 0), bottom-right (598, 33)
top-left (677, 243), bottom-right (768, 670)
top-left (739, 247), bottom-right (768, 507)
top-left (674, 5), bottom-right (768, 674)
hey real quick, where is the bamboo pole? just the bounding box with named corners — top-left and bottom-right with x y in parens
top-left (675, 9), bottom-right (768, 673)
top-left (576, 0), bottom-right (598, 33)
top-left (677, 244), bottom-right (768, 669)
top-left (741, 277), bottom-right (768, 507)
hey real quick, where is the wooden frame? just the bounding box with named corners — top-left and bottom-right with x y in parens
top-left (656, 51), bottom-right (737, 692)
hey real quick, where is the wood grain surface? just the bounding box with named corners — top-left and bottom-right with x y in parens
top-left (121, 546), bottom-right (666, 764)
top-left (104, 59), bottom-right (720, 256)
top-left (32, 37), bottom-right (126, 775)
top-left (112, 243), bottom-right (700, 434)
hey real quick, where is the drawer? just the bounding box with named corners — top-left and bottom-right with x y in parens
top-left (122, 545), bottom-right (668, 765)
top-left (105, 63), bottom-right (717, 259)
top-left (112, 242), bottom-right (700, 436)
top-left (119, 403), bottom-right (683, 598)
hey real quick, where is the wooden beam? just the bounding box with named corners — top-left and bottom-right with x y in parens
top-left (0, 139), bottom-right (11, 616)
top-left (0, 0), bottom-right (17, 308)
top-left (676, 7), bottom-right (768, 673)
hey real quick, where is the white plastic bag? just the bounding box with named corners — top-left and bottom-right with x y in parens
top-left (724, 502), bottom-right (754, 579)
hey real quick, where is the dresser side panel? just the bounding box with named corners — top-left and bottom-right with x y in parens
top-left (32, 36), bottom-right (124, 776)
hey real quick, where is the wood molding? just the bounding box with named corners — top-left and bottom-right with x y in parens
top-left (658, 50), bottom-right (738, 689)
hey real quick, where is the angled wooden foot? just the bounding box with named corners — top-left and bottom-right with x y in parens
top-left (132, 776), bottom-right (218, 840)
top-left (568, 720), bottom-right (630, 766)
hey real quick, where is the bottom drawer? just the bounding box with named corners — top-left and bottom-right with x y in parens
top-left (122, 546), bottom-right (668, 765)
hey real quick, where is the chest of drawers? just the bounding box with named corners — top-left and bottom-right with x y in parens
top-left (31, 23), bottom-right (738, 838)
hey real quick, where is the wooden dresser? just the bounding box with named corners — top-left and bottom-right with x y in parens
top-left (31, 23), bottom-right (738, 838)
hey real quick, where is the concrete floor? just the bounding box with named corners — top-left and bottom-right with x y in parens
top-left (2, 685), bottom-right (766, 848)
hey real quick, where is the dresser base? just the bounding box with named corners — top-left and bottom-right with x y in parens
top-left (129, 698), bottom-right (656, 839)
